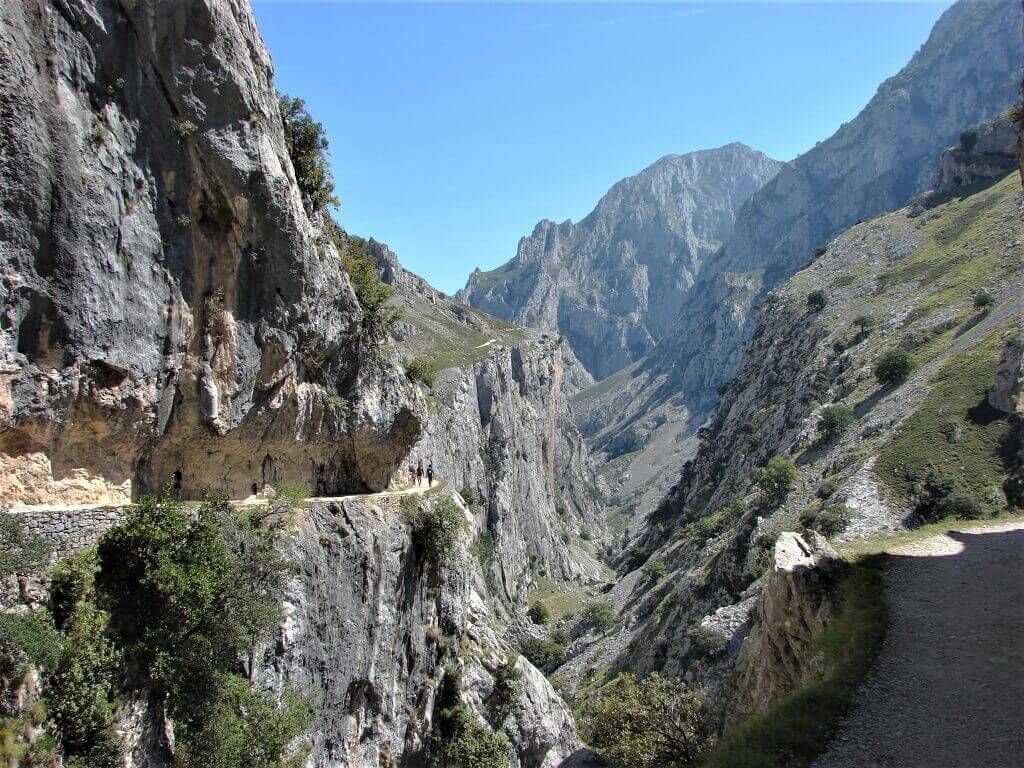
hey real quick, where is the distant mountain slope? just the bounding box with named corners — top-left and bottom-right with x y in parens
top-left (458, 144), bottom-right (783, 379)
top-left (580, 0), bottom-right (1023, 525)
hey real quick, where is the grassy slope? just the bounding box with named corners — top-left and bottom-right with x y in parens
top-left (696, 175), bottom-right (1021, 767)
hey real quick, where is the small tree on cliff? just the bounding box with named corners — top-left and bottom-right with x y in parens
top-left (279, 93), bottom-right (339, 214)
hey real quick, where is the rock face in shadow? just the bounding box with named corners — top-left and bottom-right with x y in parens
top-left (0, 0), bottom-right (423, 506)
top-left (458, 145), bottom-right (783, 380)
top-left (730, 532), bottom-right (842, 721)
top-left (931, 112), bottom-right (1019, 196)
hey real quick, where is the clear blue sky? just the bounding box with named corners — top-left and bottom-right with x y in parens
top-left (252, 1), bottom-right (952, 294)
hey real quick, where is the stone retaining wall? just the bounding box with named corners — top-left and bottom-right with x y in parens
top-left (5, 506), bottom-right (129, 561)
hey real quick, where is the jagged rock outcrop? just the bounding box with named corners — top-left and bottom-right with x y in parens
top-left (932, 112), bottom-right (1019, 195)
top-left (0, 0), bottom-right (423, 506)
top-left (375, 242), bottom-right (609, 603)
top-left (580, 0), bottom-right (1023, 524)
top-left (730, 532), bottom-right (842, 720)
top-left (459, 145), bottom-right (782, 380)
top-left (260, 492), bottom-right (583, 768)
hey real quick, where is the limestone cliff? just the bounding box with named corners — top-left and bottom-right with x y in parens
top-left (0, 0), bottom-right (422, 507)
top-left (375, 241), bottom-right (609, 603)
top-left (458, 145), bottom-right (782, 380)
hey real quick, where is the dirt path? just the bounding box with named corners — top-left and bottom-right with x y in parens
top-left (814, 523), bottom-right (1024, 768)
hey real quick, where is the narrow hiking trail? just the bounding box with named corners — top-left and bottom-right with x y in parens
top-left (815, 523), bottom-right (1024, 768)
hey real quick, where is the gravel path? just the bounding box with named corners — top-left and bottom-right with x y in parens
top-left (814, 523), bottom-right (1024, 768)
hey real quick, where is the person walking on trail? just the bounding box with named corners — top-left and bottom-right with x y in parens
top-left (416, 460), bottom-right (424, 486)
top-left (426, 461), bottom-right (435, 487)
top-left (408, 463), bottom-right (416, 486)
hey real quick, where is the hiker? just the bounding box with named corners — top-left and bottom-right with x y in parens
top-left (416, 460), bottom-right (424, 486)
top-left (426, 460), bottom-right (435, 487)
top-left (408, 462), bottom-right (416, 486)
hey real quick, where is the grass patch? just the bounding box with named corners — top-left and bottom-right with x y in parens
top-left (703, 557), bottom-right (887, 768)
top-left (874, 323), bottom-right (1016, 515)
top-left (527, 576), bottom-right (589, 622)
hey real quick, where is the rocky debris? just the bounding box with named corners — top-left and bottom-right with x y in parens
top-left (698, 595), bottom-right (758, 650)
top-left (930, 112), bottom-right (1019, 196)
top-left (833, 458), bottom-right (904, 544)
top-left (0, 0), bottom-right (423, 506)
top-left (580, 0), bottom-right (1023, 523)
top-left (730, 532), bottom-right (842, 720)
top-left (459, 145), bottom-right (783, 380)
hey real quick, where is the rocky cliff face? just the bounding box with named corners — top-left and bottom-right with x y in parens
top-left (0, 0), bottom-right (422, 507)
top-left (376, 242), bottom-right (609, 604)
top-left (458, 145), bottom-right (782, 380)
top-left (931, 112), bottom-right (1019, 195)
top-left (576, 0), bottom-right (1023, 526)
top-left (260, 492), bottom-right (582, 768)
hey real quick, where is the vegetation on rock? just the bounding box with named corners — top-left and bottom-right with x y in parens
top-left (582, 673), bottom-right (714, 768)
top-left (278, 94), bottom-right (338, 213)
top-left (874, 348), bottom-right (916, 386)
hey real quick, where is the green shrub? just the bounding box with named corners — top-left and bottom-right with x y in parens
top-left (527, 603), bottom-right (550, 626)
top-left (816, 479), bottom-right (837, 499)
top-left (0, 611), bottom-right (60, 672)
top-left (753, 458), bottom-right (798, 507)
top-left (46, 597), bottom-right (121, 768)
top-left (459, 486), bottom-right (477, 508)
top-left (520, 636), bottom-right (566, 674)
top-left (325, 228), bottom-right (397, 335)
top-left (278, 94), bottom-right (338, 213)
top-left (806, 290), bottom-right (828, 313)
top-left (174, 120), bottom-right (197, 141)
top-left (874, 348), bottom-right (915, 386)
top-left (973, 289), bottom-right (993, 309)
top-left (94, 492), bottom-right (309, 768)
top-left (687, 626), bottom-right (728, 659)
top-left (812, 504), bottom-right (852, 537)
top-left (817, 404), bottom-right (855, 442)
top-left (442, 705), bottom-right (512, 768)
top-left (271, 482), bottom-right (308, 508)
top-left (641, 560), bottom-right (666, 585)
top-left (581, 600), bottom-right (616, 633)
top-left (0, 517), bottom-right (50, 577)
top-left (403, 496), bottom-right (464, 567)
top-left (852, 314), bottom-right (877, 333)
top-left (486, 655), bottom-right (522, 726)
top-left (404, 356), bottom-right (435, 387)
top-left (581, 673), bottom-right (713, 768)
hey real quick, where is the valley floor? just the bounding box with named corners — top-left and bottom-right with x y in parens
top-left (815, 523), bottom-right (1024, 768)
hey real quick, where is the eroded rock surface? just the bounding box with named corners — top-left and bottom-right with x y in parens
top-left (0, 0), bottom-right (423, 506)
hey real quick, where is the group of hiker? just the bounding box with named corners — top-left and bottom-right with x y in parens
top-left (408, 458), bottom-right (435, 487)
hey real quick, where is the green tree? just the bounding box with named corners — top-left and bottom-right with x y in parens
top-left (641, 560), bottom-right (666, 585)
top-left (278, 94), bottom-right (338, 213)
top-left (582, 673), bottom-right (714, 768)
top-left (753, 458), bottom-right (798, 507)
top-left (874, 348), bottom-right (915, 386)
top-left (817, 404), bottom-right (855, 442)
top-left (806, 290), bottom-right (828, 313)
top-left (581, 600), bottom-right (616, 633)
top-left (0, 517), bottom-right (50, 577)
top-left (402, 496), bottom-right (465, 567)
top-left (973, 289), bottom-right (993, 309)
top-left (527, 603), bottom-right (550, 625)
top-left (95, 492), bottom-right (309, 768)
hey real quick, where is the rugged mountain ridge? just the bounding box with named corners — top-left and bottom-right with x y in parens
top-left (556, 166), bottom-right (1022, 724)
top-left (576, 0), bottom-right (1023, 525)
top-left (458, 144), bottom-right (782, 380)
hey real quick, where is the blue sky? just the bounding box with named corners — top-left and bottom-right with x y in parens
top-left (253, 1), bottom-right (953, 294)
